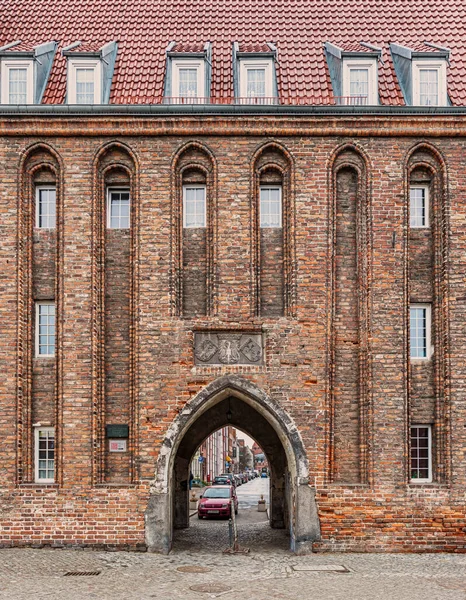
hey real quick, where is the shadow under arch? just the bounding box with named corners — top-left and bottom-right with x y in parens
top-left (145, 375), bottom-right (320, 554)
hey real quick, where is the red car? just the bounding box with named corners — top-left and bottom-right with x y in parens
top-left (198, 485), bottom-right (238, 519)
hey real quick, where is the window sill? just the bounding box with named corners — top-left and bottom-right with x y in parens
top-left (18, 483), bottom-right (59, 488)
top-left (406, 483), bottom-right (449, 488)
top-left (94, 483), bottom-right (137, 489)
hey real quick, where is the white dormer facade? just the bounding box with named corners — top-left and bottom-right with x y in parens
top-left (0, 58), bottom-right (34, 104)
top-left (171, 58), bottom-right (206, 99)
top-left (233, 42), bottom-right (278, 104)
top-left (164, 42), bottom-right (211, 103)
top-left (342, 58), bottom-right (378, 105)
top-left (67, 58), bottom-right (102, 104)
top-left (412, 59), bottom-right (447, 106)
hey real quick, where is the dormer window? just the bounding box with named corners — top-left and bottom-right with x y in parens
top-left (164, 42), bottom-right (211, 104)
top-left (413, 61), bottom-right (447, 106)
top-left (233, 43), bottom-right (278, 104)
top-left (1, 61), bottom-right (33, 104)
top-left (68, 59), bottom-right (101, 104)
top-left (390, 43), bottom-right (449, 107)
top-left (325, 43), bottom-right (380, 106)
top-left (63, 41), bottom-right (118, 105)
top-left (342, 59), bottom-right (378, 105)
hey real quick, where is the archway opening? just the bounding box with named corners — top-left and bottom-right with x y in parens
top-left (174, 424), bottom-right (285, 552)
top-left (145, 376), bottom-right (321, 554)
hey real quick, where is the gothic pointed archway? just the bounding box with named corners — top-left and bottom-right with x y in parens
top-left (145, 375), bottom-right (320, 553)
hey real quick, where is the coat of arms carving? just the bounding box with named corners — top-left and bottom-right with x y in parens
top-left (218, 334), bottom-right (242, 364)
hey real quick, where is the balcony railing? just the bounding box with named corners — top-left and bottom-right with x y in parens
top-left (158, 95), bottom-right (371, 106)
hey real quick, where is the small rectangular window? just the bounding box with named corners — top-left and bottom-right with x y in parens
top-left (179, 68), bottom-right (198, 98)
top-left (410, 304), bottom-right (431, 359)
top-left (410, 425), bottom-right (432, 482)
top-left (419, 69), bottom-right (439, 106)
top-left (107, 188), bottom-right (130, 229)
top-left (410, 186), bottom-right (429, 228)
top-left (75, 68), bottom-right (95, 104)
top-left (349, 68), bottom-right (369, 99)
top-left (9, 67), bottom-right (28, 104)
top-left (260, 186), bottom-right (282, 228)
top-left (35, 427), bottom-right (55, 483)
top-left (36, 187), bottom-right (56, 229)
top-left (183, 185), bottom-right (206, 228)
top-left (246, 68), bottom-right (266, 98)
top-left (36, 302), bottom-right (56, 357)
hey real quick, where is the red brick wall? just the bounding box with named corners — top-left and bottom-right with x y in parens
top-left (0, 115), bottom-right (465, 551)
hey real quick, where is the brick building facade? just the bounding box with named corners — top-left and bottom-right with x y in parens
top-left (0, 0), bottom-right (465, 553)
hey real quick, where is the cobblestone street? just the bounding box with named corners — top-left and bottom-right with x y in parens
top-left (1, 543), bottom-right (466, 599)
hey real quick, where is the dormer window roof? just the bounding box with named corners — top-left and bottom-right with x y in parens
top-left (233, 42), bottom-right (278, 104)
top-left (0, 40), bottom-right (57, 104)
top-left (390, 42), bottom-right (450, 106)
top-left (325, 41), bottom-right (381, 105)
top-left (164, 42), bottom-right (211, 104)
top-left (63, 40), bottom-right (118, 105)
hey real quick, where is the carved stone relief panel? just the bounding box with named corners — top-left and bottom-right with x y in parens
top-left (194, 332), bottom-right (264, 365)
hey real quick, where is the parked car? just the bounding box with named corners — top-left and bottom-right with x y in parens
top-left (234, 474), bottom-right (242, 486)
top-left (215, 474), bottom-right (236, 487)
top-left (261, 471), bottom-right (268, 478)
top-left (198, 485), bottom-right (238, 519)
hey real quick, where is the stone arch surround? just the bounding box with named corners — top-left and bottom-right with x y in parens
top-left (145, 375), bottom-right (321, 554)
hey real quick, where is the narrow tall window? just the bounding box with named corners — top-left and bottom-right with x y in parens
top-left (36, 187), bottom-right (56, 229)
top-left (34, 427), bottom-right (55, 483)
top-left (76, 68), bottom-right (95, 104)
top-left (36, 302), bottom-right (56, 357)
top-left (410, 304), bottom-right (431, 359)
top-left (410, 186), bottom-right (429, 228)
top-left (419, 69), bottom-right (439, 106)
top-left (179, 68), bottom-right (198, 98)
top-left (247, 68), bottom-right (266, 98)
top-left (260, 186), bottom-right (282, 228)
top-left (183, 185), bottom-right (206, 228)
top-left (107, 188), bottom-right (130, 229)
top-left (9, 67), bottom-right (28, 104)
top-left (410, 425), bottom-right (432, 482)
top-left (349, 68), bottom-right (369, 102)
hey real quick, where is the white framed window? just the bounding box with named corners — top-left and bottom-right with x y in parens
top-left (107, 188), bottom-right (130, 229)
top-left (35, 302), bottom-right (56, 357)
top-left (67, 59), bottom-right (102, 104)
top-left (410, 185), bottom-right (429, 228)
top-left (34, 427), bottom-right (55, 483)
top-left (183, 185), bottom-right (206, 228)
top-left (342, 59), bottom-right (378, 105)
top-left (260, 186), bottom-right (282, 228)
top-left (239, 60), bottom-right (274, 100)
top-left (413, 61), bottom-right (447, 106)
top-left (410, 303), bottom-right (432, 359)
top-left (0, 60), bottom-right (34, 104)
top-left (410, 425), bottom-right (432, 482)
top-left (35, 186), bottom-right (56, 229)
top-left (172, 59), bottom-right (205, 99)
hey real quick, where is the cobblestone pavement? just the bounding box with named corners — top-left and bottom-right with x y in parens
top-left (1, 514), bottom-right (466, 600)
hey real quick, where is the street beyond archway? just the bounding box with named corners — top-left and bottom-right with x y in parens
top-left (174, 477), bottom-right (289, 552)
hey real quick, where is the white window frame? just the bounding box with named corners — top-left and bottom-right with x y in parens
top-left (409, 185), bottom-right (429, 228)
top-left (342, 59), bottom-right (378, 105)
top-left (239, 60), bottom-right (274, 99)
top-left (35, 301), bottom-right (56, 358)
top-left (106, 187), bottom-right (131, 229)
top-left (0, 59), bottom-right (34, 104)
top-left (34, 426), bottom-right (55, 483)
top-left (410, 424), bottom-right (432, 483)
top-left (183, 184), bottom-right (206, 228)
top-left (171, 59), bottom-right (205, 100)
top-left (412, 60), bottom-right (447, 106)
top-left (67, 58), bottom-right (102, 104)
top-left (410, 303), bottom-right (433, 360)
top-left (260, 185), bottom-right (282, 228)
top-left (35, 185), bottom-right (56, 229)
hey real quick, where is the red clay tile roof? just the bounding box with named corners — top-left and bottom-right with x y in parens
top-left (0, 0), bottom-right (464, 105)
top-left (171, 42), bottom-right (206, 53)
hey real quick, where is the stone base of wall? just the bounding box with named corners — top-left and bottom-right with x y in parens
top-left (1, 483), bottom-right (465, 552)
